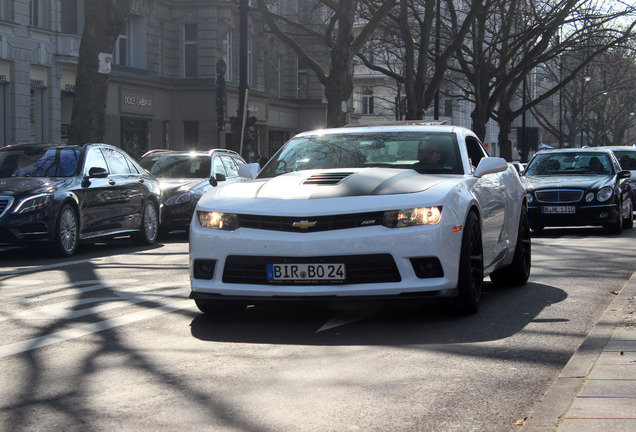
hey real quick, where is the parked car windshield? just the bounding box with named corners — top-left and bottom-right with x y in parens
top-left (525, 152), bottom-right (614, 176)
top-left (612, 149), bottom-right (636, 170)
top-left (258, 132), bottom-right (464, 178)
top-left (139, 153), bottom-right (211, 178)
top-left (0, 146), bottom-right (81, 178)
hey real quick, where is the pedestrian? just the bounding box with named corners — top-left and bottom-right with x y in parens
top-left (257, 151), bottom-right (269, 168)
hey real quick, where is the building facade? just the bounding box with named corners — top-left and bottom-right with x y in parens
top-left (0, 0), bottom-right (331, 161)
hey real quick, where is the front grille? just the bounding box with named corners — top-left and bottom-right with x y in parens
top-left (0, 196), bottom-right (14, 218)
top-left (222, 254), bottom-right (401, 285)
top-left (237, 212), bottom-right (385, 232)
top-left (535, 189), bottom-right (584, 203)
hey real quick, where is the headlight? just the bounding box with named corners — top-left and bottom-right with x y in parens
top-left (13, 194), bottom-right (52, 214)
top-left (197, 211), bottom-right (239, 230)
top-left (525, 193), bottom-right (534, 204)
top-left (382, 207), bottom-right (442, 228)
top-left (165, 192), bottom-right (193, 206)
top-left (597, 186), bottom-right (613, 202)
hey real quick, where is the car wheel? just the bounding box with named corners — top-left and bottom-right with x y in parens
top-left (622, 198), bottom-right (633, 229)
top-left (53, 204), bottom-right (79, 257)
top-left (132, 200), bottom-right (159, 245)
top-left (604, 206), bottom-right (623, 235)
top-left (194, 299), bottom-right (246, 315)
top-left (490, 206), bottom-right (531, 286)
top-left (454, 211), bottom-right (483, 314)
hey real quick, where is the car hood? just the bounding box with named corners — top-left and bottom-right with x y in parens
top-left (217, 168), bottom-right (448, 200)
top-left (159, 178), bottom-right (204, 192)
top-left (0, 176), bottom-right (69, 196)
top-left (523, 174), bottom-right (613, 190)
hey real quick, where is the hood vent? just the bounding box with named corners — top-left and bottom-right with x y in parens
top-left (303, 172), bottom-right (354, 186)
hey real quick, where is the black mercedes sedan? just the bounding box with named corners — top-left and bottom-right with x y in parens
top-left (138, 149), bottom-right (246, 234)
top-left (522, 148), bottom-right (633, 234)
top-left (0, 143), bottom-right (161, 256)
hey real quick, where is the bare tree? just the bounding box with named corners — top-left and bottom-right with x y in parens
top-left (357, 0), bottom-right (484, 120)
top-left (453, 0), bottom-right (636, 160)
top-left (255, 0), bottom-right (396, 127)
top-left (69, 0), bottom-right (133, 144)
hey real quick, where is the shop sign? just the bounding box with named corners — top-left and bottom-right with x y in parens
top-left (120, 89), bottom-right (154, 115)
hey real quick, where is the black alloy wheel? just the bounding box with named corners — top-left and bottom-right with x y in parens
top-left (455, 211), bottom-right (483, 314)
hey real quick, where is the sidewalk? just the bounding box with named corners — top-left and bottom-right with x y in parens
top-left (520, 272), bottom-right (636, 431)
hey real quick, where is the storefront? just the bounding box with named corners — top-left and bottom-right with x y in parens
top-left (120, 88), bottom-right (153, 159)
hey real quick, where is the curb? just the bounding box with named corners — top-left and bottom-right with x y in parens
top-left (520, 271), bottom-right (636, 431)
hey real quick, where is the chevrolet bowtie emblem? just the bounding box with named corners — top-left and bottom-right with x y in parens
top-left (292, 220), bottom-right (317, 229)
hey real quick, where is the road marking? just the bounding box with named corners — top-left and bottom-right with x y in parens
top-left (0, 258), bottom-right (102, 276)
top-left (0, 299), bottom-right (194, 359)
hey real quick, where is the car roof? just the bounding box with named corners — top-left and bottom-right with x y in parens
top-left (139, 148), bottom-right (242, 158)
top-left (604, 146), bottom-right (636, 151)
top-left (1, 142), bottom-right (119, 152)
top-left (535, 147), bottom-right (615, 154)
top-left (295, 123), bottom-right (475, 138)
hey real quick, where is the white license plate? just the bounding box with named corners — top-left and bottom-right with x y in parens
top-left (266, 263), bottom-right (345, 281)
top-left (542, 206), bottom-right (576, 214)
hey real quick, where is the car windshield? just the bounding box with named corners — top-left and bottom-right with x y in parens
top-left (0, 147), bottom-right (81, 178)
top-left (612, 150), bottom-right (636, 170)
top-left (525, 152), bottom-right (613, 176)
top-left (139, 154), bottom-right (211, 178)
top-left (258, 131), bottom-right (464, 178)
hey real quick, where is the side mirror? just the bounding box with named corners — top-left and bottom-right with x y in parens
top-left (209, 173), bottom-right (227, 187)
top-left (238, 162), bottom-right (260, 179)
top-left (618, 170), bottom-right (632, 180)
top-left (87, 167), bottom-right (109, 178)
top-left (473, 157), bottom-right (509, 178)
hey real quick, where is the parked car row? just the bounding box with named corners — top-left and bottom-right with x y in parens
top-left (0, 143), bottom-right (247, 256)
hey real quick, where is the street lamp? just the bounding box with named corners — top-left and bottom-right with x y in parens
top-left (580, 74), bottom-right (591, 147)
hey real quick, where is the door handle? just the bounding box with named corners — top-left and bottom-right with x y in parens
top-left (109, 179), bottom-right (116, 185)
top-left (138, 178), bottom-right (145, 183)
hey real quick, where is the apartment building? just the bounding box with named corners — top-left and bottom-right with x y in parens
top-left (0, 0), bottom-right (330, 161)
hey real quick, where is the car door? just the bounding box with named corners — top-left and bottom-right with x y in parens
top-left (101, 148), bottom-right (146, 231)
top-left (76, 147), bottom-right (124, 237)
top-left (466, 137), bottom-right (507, 266)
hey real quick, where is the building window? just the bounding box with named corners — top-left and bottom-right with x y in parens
top-left (61, 0), bottom-right (78, 34)
top-left (184, 23), bottom-right (197, 78)
top-left (297, 60), bottom-right (308, 99)
top-left (0, 0), bottom-right (12, 21)
top-left (30, 88), bottom-right (45, 142)
top-left (30, 0), bottom-right (49, 29)
top-left (277, 56), bottom-right (282, 98)
top-left (225, 31), bottom-right (233, 82)
top-left (184, 121), bottom-right (199, 149)
top-left (163, 121), bottom-right (170, 149)
top-left (114, 15), bottom-right (147, 69)
top-left (361, 86), bottom-right (374, 114)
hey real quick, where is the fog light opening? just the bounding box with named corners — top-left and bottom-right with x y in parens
top-left (193, 259), bottom-right (217, 280)
top-left (410, 257), bottom-right (444, 279)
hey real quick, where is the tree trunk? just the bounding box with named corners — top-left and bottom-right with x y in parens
top-left (69, 0), bottom-right (132, 144)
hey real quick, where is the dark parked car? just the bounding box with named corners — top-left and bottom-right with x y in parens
top-left (607, 146), bottom-right (636, 204)
top-left (0, 143), bottom-right (161, 256)
top-left (523, 148), bottom-right (633, 233)
top-left (138, 149), bottom-right (247, 234)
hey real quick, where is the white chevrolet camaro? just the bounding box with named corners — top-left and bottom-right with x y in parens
top-left (189, 124), bottom-right (531, 314)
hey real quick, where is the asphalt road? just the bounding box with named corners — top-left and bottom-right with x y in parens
top-left (0, 226), bottom-right (634, 432)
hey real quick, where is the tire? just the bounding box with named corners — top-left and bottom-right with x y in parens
top-left (622, 198), bottom-right (633, 229)
top-left (490, 206), bottom-right (531, 286)
top-left (53, 204), bottom-right (79, 257)
top-left (194, 299), bottom-right (246, 315)
top-left (132, 200), bottom-right (159, 245)
top-left (454, 211), bottom-right (483, 314)
top-left (604, 204), bottom-right (623, 235)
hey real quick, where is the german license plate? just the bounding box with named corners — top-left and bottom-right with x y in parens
top-left (266, 263), bottom-right (345, 281)
top-left (542, 206), bottom-right (575, 214)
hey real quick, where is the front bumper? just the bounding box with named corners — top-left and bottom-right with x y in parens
top-left (189, 221), bottom-right (464, 299)
top-left (528, 203), bottom-right (620, 227)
